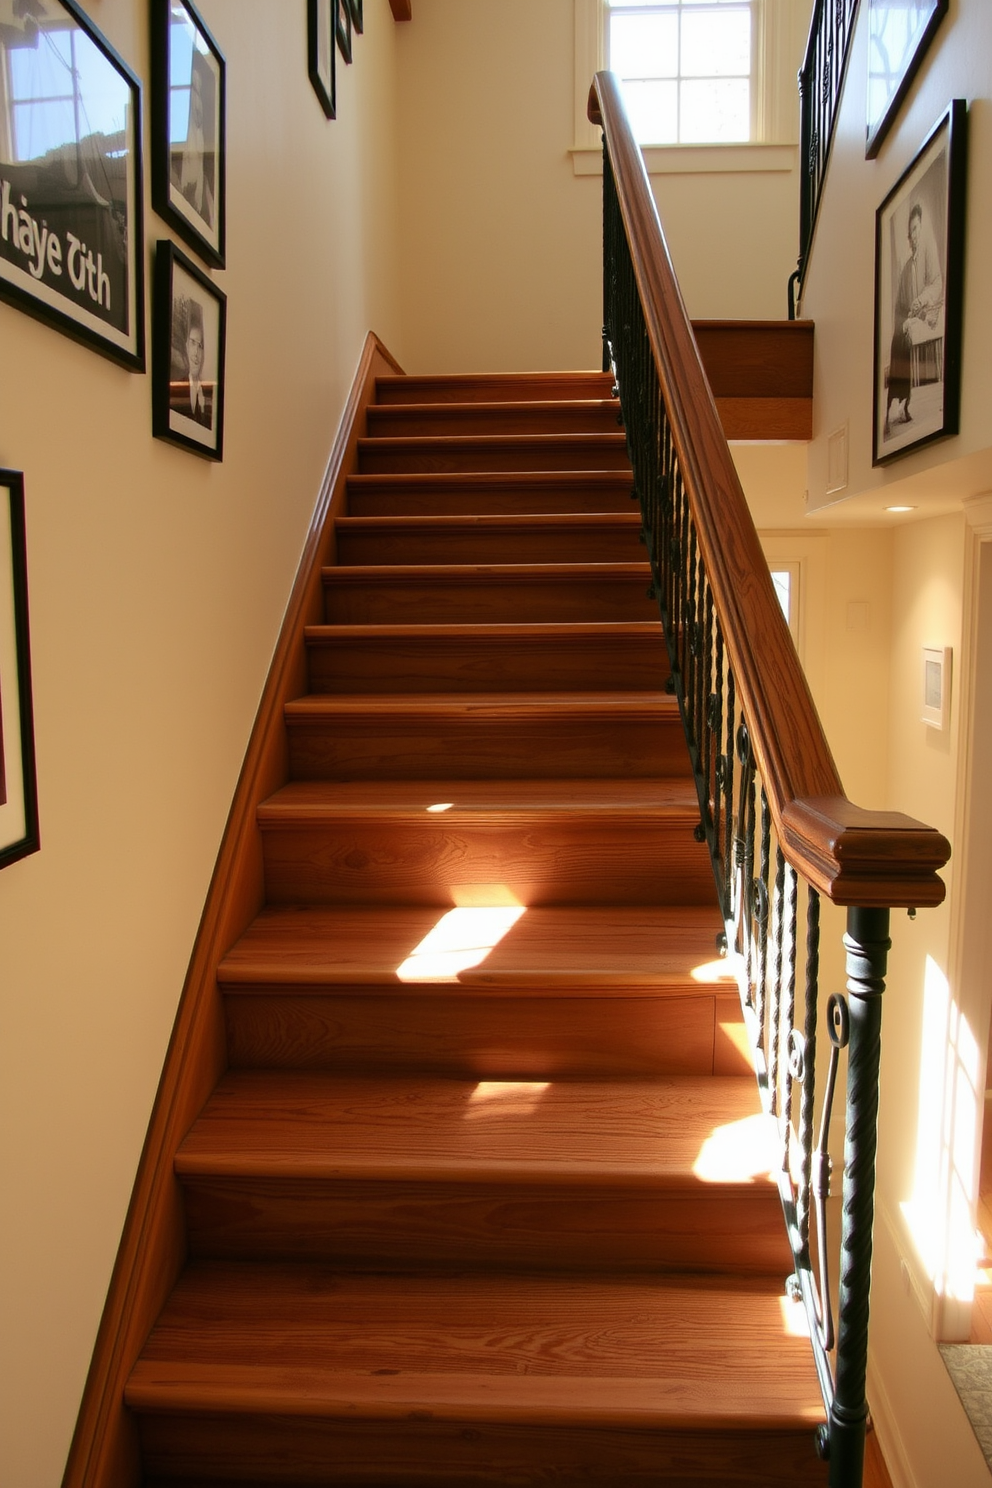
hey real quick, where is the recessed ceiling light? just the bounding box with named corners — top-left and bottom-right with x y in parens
top-left (885, 505), bottom-right (916, 513)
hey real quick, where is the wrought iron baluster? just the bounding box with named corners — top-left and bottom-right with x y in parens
top-left (768, 846), bottom-right (786, 1116)
top-left (796, 889), bottom-right (821, 1254)
top-left (781, 865), bottom-right (799, 1172)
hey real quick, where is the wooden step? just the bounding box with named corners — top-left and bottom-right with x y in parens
top-left (218, 905), bottom-right (749, 1079)
top-left (174, 1072), bottom-right (785, 1272)
top-left (304, 621), bottom-right (669, 694)
top-left (258, 779), bottom-right (713, 905)
top-left (333, 512), bottom-right (644, 566)
top-left (366, 400), bottom-right (624, 439)
top-left (322, 563), bottom-right (657, 625)
top-left (128, 1265), bottom-right (826, 1485)
top-left (282, 696), bottom-right (692, 782)
top-left (346, 470), bottom-right (637, 517)
top-left (357, 433), bottom-right (631, 475)
top-left (375, 370), bottom-right (616, 404)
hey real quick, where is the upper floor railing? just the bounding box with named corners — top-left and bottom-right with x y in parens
top-left (589, 69), bottom-right (950, 1488)
top-left (795, 0), bottom-right (860, 308)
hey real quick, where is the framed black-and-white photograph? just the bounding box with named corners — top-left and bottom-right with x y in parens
top-left (336, 0), bottom-right (352, 64)
top-left (347, 0), bottom-right (363, 35)
top-left (866, 0), bottom-right (948, 159)
top-left (308, 0), bottom-right (336, 119)
top-left (152, 240), bottom-right (226, 460)
top-left (0, 0), bottom-right (144, 369)
top-left (151, 0), bottom-right (225, 268)
top-left (873, 100), bottom-right (967, 467)
top-left (0, 470), bottom-right (40, 871)
top-left (922, 645), bottom-right (951, 730)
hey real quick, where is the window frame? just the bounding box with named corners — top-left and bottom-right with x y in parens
top-left (572, 0), bottom-right (805, 176)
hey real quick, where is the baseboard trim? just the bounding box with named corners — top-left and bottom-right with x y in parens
top-left (60, 330), bottom-right (403, 1488)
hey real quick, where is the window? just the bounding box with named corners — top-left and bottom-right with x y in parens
top-left (606, 0), bottom-right (755, 146)
top-left (769, 562), bottom-right (800, 647)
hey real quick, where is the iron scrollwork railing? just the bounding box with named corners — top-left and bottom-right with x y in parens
top-left (590, 70), bottom-right (950, 1488)
top-left (796, 0), bottom-right (859, 305)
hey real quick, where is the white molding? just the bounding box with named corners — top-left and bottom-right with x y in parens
top-left (963, 492), bottom-right (992, 536)
top-left (866, 1351), bottom-right (923, 1488)
top-left (573, 0), bottom-right (605, 151)
top-left (570, 142), bottom-right (797, 177)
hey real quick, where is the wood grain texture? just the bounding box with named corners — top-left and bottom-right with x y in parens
top-left (333, 512), bottom-right (645, 565)
top-left (61, 334), bottom-right (402, 1488)
top-left (346, 469), bottom-right (636, 516)
top-left (357, 433), bottom-right (632, 475)
top-left (375, 372), bottom-right (617, 404)
top-left (366, 399), bottom-right (623, 437)
top-left (321, 562), bottom-right (657, 625)
top-left (590, 71), bottom-right (950, 906)
top-left (303, 620), bottom-right (669, 693)
top-left (282, 693), bottom-right (692, 781)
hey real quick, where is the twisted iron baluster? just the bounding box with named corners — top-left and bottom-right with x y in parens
top-left (768, 846), bottom-right (786, 1116)
top-left (796, 889), bottom-right (821, 1254)
top-left (781, 865), bottom-right (799, 1173)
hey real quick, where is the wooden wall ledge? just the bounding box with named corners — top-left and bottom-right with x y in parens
top-left (389, 0), bottom-right (412, 20)
top-left (691, 320), bottom-right (814, 441)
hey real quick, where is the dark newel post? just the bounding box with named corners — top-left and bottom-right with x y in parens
top-left (828, 906), bottom-right (891, 1488)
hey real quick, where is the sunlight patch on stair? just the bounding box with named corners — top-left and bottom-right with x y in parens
top-left (692, 1113), bottom-right (778, 1184)
top-left (779, 1293), bottom-right (811, 1338)
top-left (396, 905), bottom-right (526, 982)
top-left (425, 802), bottom-right (454, 813)
top-left (466, 1081), bottom-right (551, 1118)
top-left (690, 957), bottom-right (739, 984)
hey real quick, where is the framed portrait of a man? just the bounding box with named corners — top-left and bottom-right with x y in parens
top-left (0, 469), bottom-right (40, 871)
top-left (0, 0), bottom-right (144, 369)
top-left (152, 240), bottom-right (226, 460)
top-left (873, 100), bottom-right (967, 466)
top-left (151, 0), bottom-right (225, 268)
top-left (308, 0), bottom-right (336, 119)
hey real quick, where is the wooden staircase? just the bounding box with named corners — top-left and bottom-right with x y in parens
top-left (124, 370), bottom-right (828, 1485)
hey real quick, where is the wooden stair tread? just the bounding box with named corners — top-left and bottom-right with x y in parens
top-left (322, 561), bottom-right (652, 583)
top-left (218, 905), bottom-right (727, 990)
top-left (258, 776), bottom-right (698, 820)
top-left (375, 372), bottom-right (616, 404)
top-left (305, 619), bottom-right (661, 641)
top-left (129, 1264), bottom-right (822, 1427)
top-left (176, 1071), bottom-right (773, 1185)
top-left (334, 512), bottom-right (642, 533)
top-left (358, 433), bottom-right (629, 452)
top-left (284, 692), bottom-right (676, 721)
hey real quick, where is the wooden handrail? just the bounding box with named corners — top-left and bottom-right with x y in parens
top-left (589, 72), bottom-right (949, 907)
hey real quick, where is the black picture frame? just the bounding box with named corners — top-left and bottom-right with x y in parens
top-left (152, 239), bottom-right (227, 461)
top-left (336, 0), bottom-right (352, 64)
top-left (348, 0), bottom-right (364, 35)
top-left (151, 0), bottom-right (225, 268)
top-left (873, 100), bottom-right (967, 467)
top-left (0, 0), bottom-right (144, 370)
top-left (308, 0), bottom-right (336, 119)
top-left (0, 470), bottom-right (40, 871)
top-left (866, 0), bottom-right (948, 160)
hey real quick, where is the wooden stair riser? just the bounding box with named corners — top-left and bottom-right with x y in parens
top-left (375, 372), bottom-right (617, 404)
top-left (178, 1176), bottom-right (786, 1273)
top-left (333, 515), bottom-right (644, 566)
top-left (260, 817), bottom-right (715, 906)
top-left (322, 571), bottom-right (657, 626)
top-left (284, 711), bottom-right (691, 781)
top-left (367, 402), bottom-right (624, 439)
top-left (347, 473), bottom-right (638, 517)
top-left (221, 988), bottom-right (751, 1079)
top-left (133, 1412), bottom-right (827, 1487)
top-left (357, 436), bottom-right (632, 475)
top-left (304, 626), bottom-right (670, 694)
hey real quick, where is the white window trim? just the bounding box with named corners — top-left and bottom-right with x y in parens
top-left (573, 0), bottom-right (805, 177)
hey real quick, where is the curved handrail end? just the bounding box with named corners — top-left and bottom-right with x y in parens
top-left (781, 796), bottom-right (951, 908)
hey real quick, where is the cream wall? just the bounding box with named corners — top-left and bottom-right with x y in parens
top-left (0, 4), bottom-right (402, 1484)
top-left (394, 0), bottom-right (807, 375)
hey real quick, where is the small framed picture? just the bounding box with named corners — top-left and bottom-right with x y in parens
top-left (152, 240), bottom-right (227, 461)
top-left (336, 0), bottom-right (353, 64)
top-left (151, 0), bottom-right (226, 269)
top-left (0, 470), bottom-right (40, 871)
top-left (0, 0), bottom-right (144, 370)
top-left (308, 0), bottom-right (336, 119)
top-left (873, 100), bottom-right (967, 466)
top-left (348, 0), bottom-right (364, 35)
top-left (922, 646), bottom-right (951, 730)
top-left (866, 0), bottom-right (948, 160)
